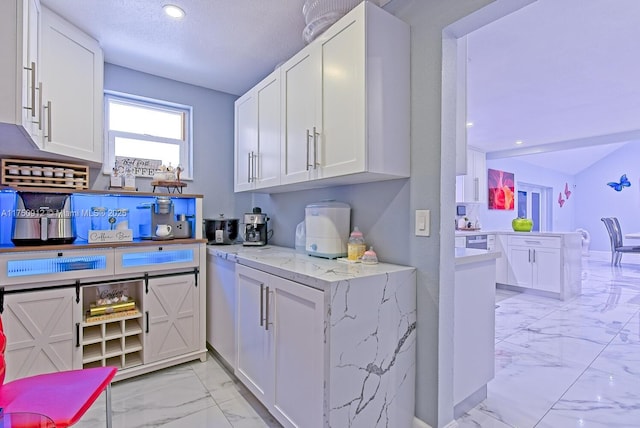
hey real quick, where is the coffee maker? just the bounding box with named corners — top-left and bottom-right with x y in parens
top-left (151, 196), bottom-right (175, 240)
top-left (243, 207), bottom-right (268, 246)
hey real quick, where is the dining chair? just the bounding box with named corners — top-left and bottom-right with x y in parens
top-left (600, 217), bottom-right (640, 265)
top-left (0, 317), bottom-right (117, 427)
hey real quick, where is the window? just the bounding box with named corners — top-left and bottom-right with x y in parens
top-left (104, 92), bottom-right (193, 179)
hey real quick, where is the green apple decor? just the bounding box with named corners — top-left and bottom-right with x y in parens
top-left (512, 217), bottom-right (533, 232)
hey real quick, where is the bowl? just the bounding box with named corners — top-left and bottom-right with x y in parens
top-left (512, 217), bottom-right (533, 232)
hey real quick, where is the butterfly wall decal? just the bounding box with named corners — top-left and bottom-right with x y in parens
top-left (558, 192), bottom-right (565, 208)
top-left (564, 182), bottom-right (572, 200)
top-left (607, 174), bottom-right (631, 192)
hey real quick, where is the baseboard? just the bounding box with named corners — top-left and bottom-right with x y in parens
top-left (413, 416), bottom-right (458, 428)
top-left (413, 417), bottom-right (431, 428)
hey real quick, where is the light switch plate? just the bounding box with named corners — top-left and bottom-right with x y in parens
top-left (415, 209), bottom-right (430, 237)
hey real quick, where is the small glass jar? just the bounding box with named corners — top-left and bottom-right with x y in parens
top-left (91, 207), bottom-right (107, 230)
top-left (111, 208), bottom-right (130, 230)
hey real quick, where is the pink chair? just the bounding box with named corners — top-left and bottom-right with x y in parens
top-left (0, 317), bottom-right (117, 427)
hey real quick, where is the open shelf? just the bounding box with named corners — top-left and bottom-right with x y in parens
top-left (81, 280), bottom-right (145, 370)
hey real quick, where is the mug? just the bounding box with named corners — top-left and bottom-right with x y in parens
top-left (155, 224), bottom-right (172, 237)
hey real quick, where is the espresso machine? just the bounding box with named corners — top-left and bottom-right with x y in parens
top-left (243, 207), bottom-right (268, 246)
top-left (151, 196), bottom-right (175, 240)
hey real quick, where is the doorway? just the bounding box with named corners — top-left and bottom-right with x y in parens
top-left (517, 182), bottom-right (551, 232)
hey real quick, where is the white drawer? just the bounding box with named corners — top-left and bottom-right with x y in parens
top-left (115, 244), bottom-right (200, 274)
top-left (508, 235), bottom-right (561, 249)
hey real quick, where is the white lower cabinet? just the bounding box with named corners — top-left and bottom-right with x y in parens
top-left (206, 251), bottom-right (236, 368)
top-left (3, 287), bottom-right (80, 381)
top-left (507, 236), bottom-right (562, 292)
top-left (500, 233), bottom-right (584, 300)
top-left (145, 274), bottom-right (200, 364)
top-left (0, 243), bottom-right (206, 382)
top-left (235, 264), bottom-right (324, 428)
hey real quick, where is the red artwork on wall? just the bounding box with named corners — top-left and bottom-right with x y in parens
top-left (488, 168), bottom-right (515, 210)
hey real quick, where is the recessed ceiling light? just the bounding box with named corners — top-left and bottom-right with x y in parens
top-left (163, 4), bottom-right (185, 19)
top-left (515, 140), bottom-right (524, 145)
top-left (466, 122), bottom-right (474, 128)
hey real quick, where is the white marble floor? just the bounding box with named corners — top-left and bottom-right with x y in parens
top-left (74, 354), bottom-right (281, 427)
top-left (458, 252), bottom-right (640, 428)
top-left (75, 252), bottom-right (640, 428)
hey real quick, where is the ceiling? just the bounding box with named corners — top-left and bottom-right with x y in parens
top-left (39, 0), bottom-right (640, 175)
top-left (466, 0), bottom-right (640, 174)
top-left (40, 0), bottom-right (387, 97)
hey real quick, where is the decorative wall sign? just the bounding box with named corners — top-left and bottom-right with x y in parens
top-left (488, 168), bottom-right (515, 210)
top-left (606, 174), bottom-right (631, 192)
top-left (115, 157), bottom-right (162, 178)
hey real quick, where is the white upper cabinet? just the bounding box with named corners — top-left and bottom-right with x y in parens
top-left (0, 0), bottom-right (42, 145)
top-left (456, 146), bottom-right (487, 203)
top-left (40, 6), bottom-right (103, 163)
top-left (237, 2), bottom-right (410, 193)
top-left (280, 45), bottom-right (320, 185)
top-left (234, 70), bottom-right (281, 192)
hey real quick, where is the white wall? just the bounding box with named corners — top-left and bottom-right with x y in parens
top-left (471, 157), bottom-right (576, 232)
top-left (100, 63), bottom-right (237, 219)
top-left (575, 143), bottom-right (640, 251)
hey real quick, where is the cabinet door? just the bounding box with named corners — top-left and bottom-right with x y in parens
top-left (21, 0), bottom-right (42, 143)
top-left (507, 246), bottom-right (533, 288)
top-left (145, 274), bottom-right (200, 364)
top-left (3, 287), bottom-right (80, 381)
top-left (40, 6), bottom-right (103, 162)
top-left (255, 71), bottom-right (281, 189)
top-left (271, 275), bottom-right (324, 428)
top-left (471, 148), bottom-right (487, 203)
top-left (318, 16), bottom-right (366, 179)
top-left (206, 253), bottom-right (236, 369)
top-left (234, 91), bottom-right (257, 192)
top-left (456, 148), bottom-right (486, 203)
top-left (532, 247), bottom-right (562, 292)
top-left (495, 234), bottom-right (509, 284)
top-left (281, 45), bottom-right (320, 185)
top-left (235, 265), bottom-right (273, 405)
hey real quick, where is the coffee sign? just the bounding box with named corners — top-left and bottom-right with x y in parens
top-left (115, 156), bottom-right (162, 177)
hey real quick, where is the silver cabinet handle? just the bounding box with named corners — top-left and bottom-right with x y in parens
top-left (313, 127), bottom-right (320, 168)
top-left (306, 129), bottom-right (312, 171)
top-left (252, 152), bottom-right (258, 182)
top-left (265, 286), bottom-right (270, 331)
top-left (34, 82), bottom-right (42, 128)
top-left (528, 248), bottom-right (531, 263)
top-left (23, 62), bottom-right (36, 117)
top-left (474, 177), bottom-right (479, 201)
top-left (259, 283), bottom-right (264, 326)
top-left (44, 101), bottom-right (52, 142)
top-left (533, 249), bottom-right (536, 263)
top-left (247, 152), bottom-right (252, 183)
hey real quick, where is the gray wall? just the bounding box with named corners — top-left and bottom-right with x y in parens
top-left (99, 63), bottom-right (237, 219)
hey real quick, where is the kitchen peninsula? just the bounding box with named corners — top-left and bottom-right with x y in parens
top-left (456, 230), bottom-right (582, 300)
top-left (453, 247), bottom-right (499, 415)
top-left (207, 245), bottom-right (416, 428)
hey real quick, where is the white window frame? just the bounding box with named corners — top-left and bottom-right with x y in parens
top-left (103, 91), bottom-right (193, 180)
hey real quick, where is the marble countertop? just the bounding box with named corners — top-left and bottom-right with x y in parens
top-left (455, 230), bottom-right (581, 237)
top-left (207, 244), bottom-right (415, 291)
top-left (454, 248), bottom-right (500, 266)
